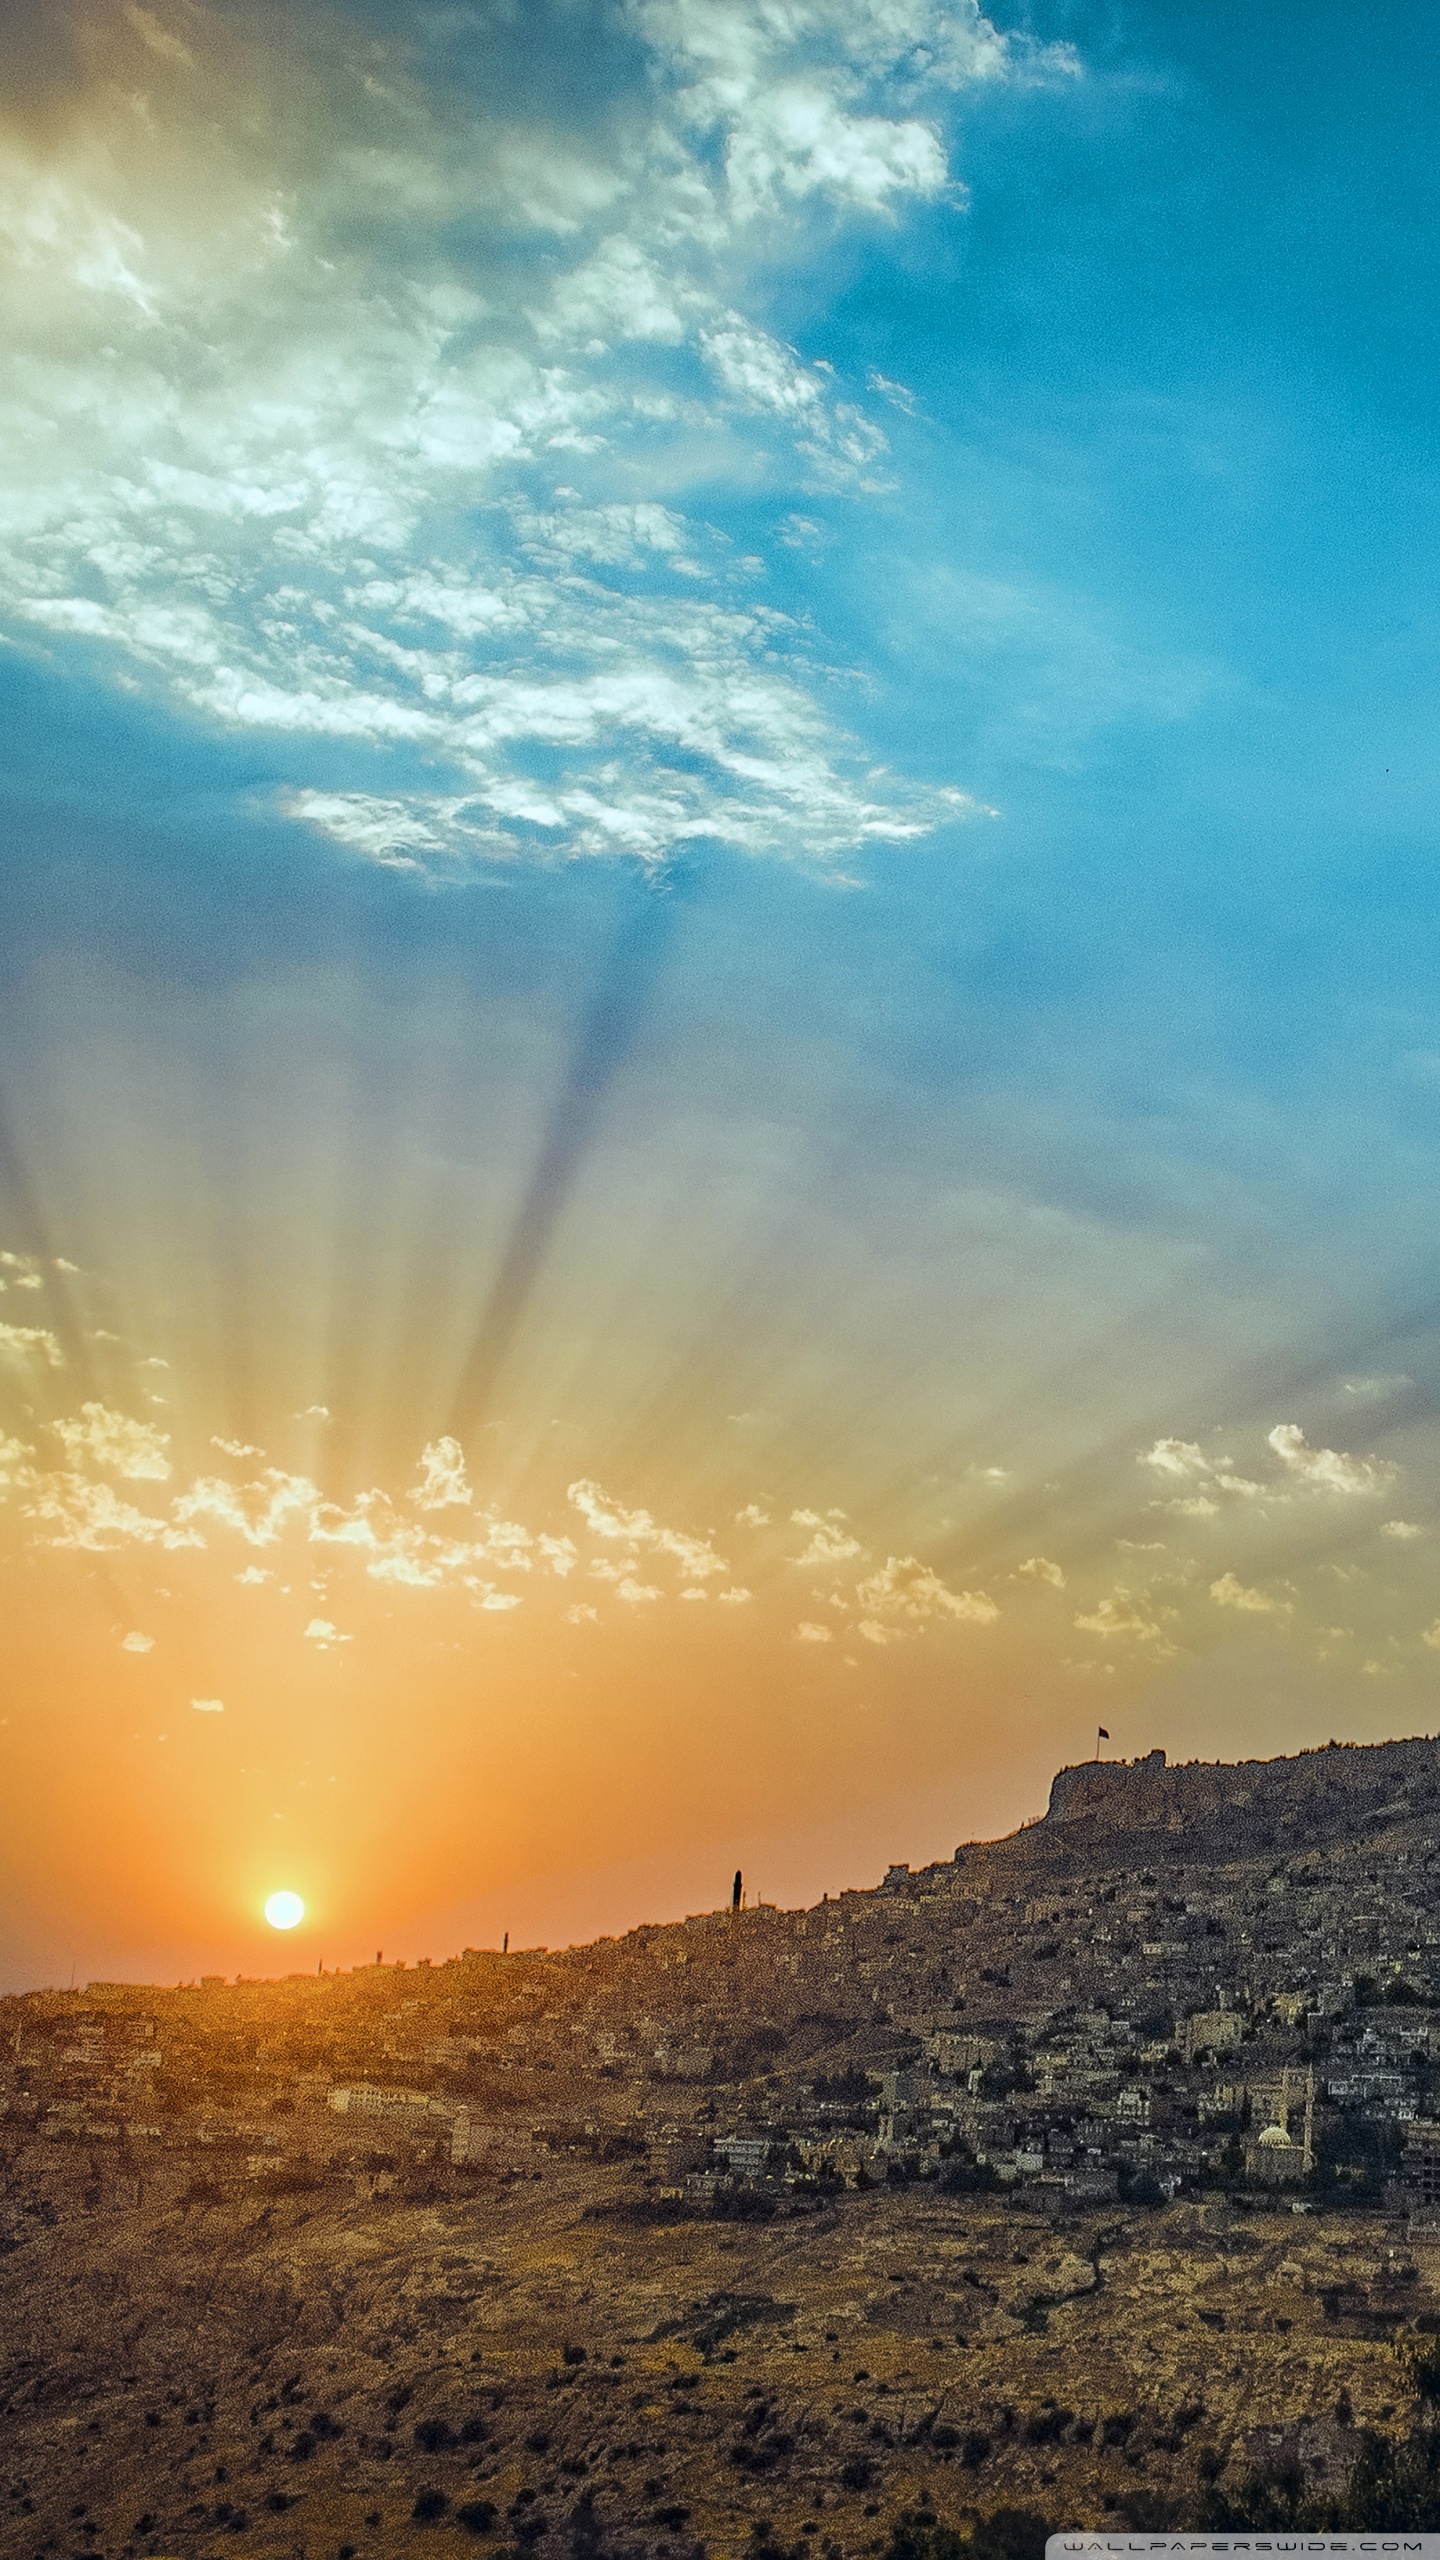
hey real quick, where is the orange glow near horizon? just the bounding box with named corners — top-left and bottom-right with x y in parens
top-left (3, 0), bottom-right (1439, 2003)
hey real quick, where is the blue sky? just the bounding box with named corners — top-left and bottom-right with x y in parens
top-left (3, 0), bottom-right (1440, 1976)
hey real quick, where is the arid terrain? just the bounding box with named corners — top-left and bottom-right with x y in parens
top-left (10, 1732), bottom-right (1440, 2560)
top-left (4, 2146), bottom-right (1435, 2560)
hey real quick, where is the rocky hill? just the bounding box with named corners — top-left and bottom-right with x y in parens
top-left (8, 1732), bottom-right (1440, 2560)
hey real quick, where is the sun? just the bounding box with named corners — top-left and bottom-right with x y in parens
top-left (264, 1889), bottom-right (305, 1930)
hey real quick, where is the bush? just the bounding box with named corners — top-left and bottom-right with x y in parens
top-left (456, 2500), bottom-right (497, 2535)
top-left (880, 2507), bottom-right (1050, 2560)
top-left (414, 2419), bottom-right (458, 2452)
top-left (412, 2489), bottom-right (449, 2523)
top-left (1024, 2407), bottom-right (1073, 2445)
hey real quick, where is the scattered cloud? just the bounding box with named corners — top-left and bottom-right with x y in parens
top-left (569, 1478), bottom-right (726, 1580)
top-left (303, 1617), bottom-right (351, 1646)
top-left (1140, 1437), bottom-right (1208, 1478)
top-left (175, 1469), bottom-right (320, 1546)
top-left (120, 1630), bottom-right (154, 1654)
top-left (1266, 1423), bottom-right (1397, 1497)
top-left (26, 1476), bottom-right (201, 1551)
top-left (212, 1436), bottom-right (262, 1458)
top-left (0, 0), bottom-right (1055, 880)
top-left (0, 1323), bottom-right (63, 1370)
top-left (854, 1554), bottom-right (997, 1626)
top-left (1018, 1555), bottom-right (1065, 1588)
top-left (409, 1435), bottom-right (473, 1510)
top-left (1210, 1571), bottom-right (1291, 1618)
top-left (795, 1620), bottom-right (833, 1643)
top-left (790, 1507), bottom-right (863, 1568)
top-left (52, 1402), bottom-right (171, 1481)
top-left (190, 1697), bottom-right (224, 1713)
top-left (1074, 1593), bottom-right (1164, 1642)
top-left (717, 1585), bottom-right (753, 1605)
top-left (1381, 1520), bottom-right (1424, 1541)
top-left (735, 1503), bottom-right (771, 1527)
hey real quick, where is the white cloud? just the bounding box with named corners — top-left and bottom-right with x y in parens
top-left (1210, 1571), bottom-right (1290, 1618)
top-left (212, 1435), bottom-right (263, 1458)
top-left (175, 1469), bottom-right (320, 1546)
top-left (1267, 1423), bottom-right (1397, 1497)
top-left (855, 1553), bottom-right (997, 1626)
top-left (303, 1617), bottom-right (352, 1646)
top-left (1074, 1593), bottom-right (1164, 1642)
top-left (409, 1435), bottom-right (473, 1510)
top-left (191, 1697), bottom-right (225, 1713)
top-left (717, 1585), bottom-right (753, 1605)
top-left (790, 1507), bottom-right (863, 1568)
top-left (52, 1401), bottom-right (171, 1481)
top-left (795, 1619), bottom-right (833, 1642)
top-left (0, 1322), bottom-right (63, 1370)
top-left (1140, 1437), bottom-right (1208, 1478)
top-left (735, 1503), bottom-right (771, 1527)
top-left (1423, 1622), bottom-right (1440, 1653)
top-left (615, 1575), bottom-right (663, 1604)
top-left (1018, 1555), bottom-right (1065, 1588)
top-left (1382, 1519), bottom-right (1424, 1541)
top-left (565, 1601), bottom-right (600, 1623)
top-left (121, 1630), bottom-right (155, 1654)
top-left (26, 1475), bottom-right (200, 1551)
top-left (569, 1477), bottom-right (726, 1579)
top-left (0, 1432), bottom-right (34, 1488)
top-left (0, 0), bottom-right (1042, 881)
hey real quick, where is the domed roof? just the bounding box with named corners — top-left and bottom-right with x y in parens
top-left (1258, 2121), bottom-right (1296, 2147)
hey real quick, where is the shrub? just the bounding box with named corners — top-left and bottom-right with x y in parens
top-left (456, 2500), bottom-right (497, 2535)
top-left (879, 2507), bottom-right (1050, 2560)
top-left (412, 2490), bottom-right (449, 2523)
top-left (1024, 2407), bottom-right (1072, 2445)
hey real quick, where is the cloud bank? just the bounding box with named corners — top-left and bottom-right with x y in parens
top-left (0, 0), bottom-right (1069, 874)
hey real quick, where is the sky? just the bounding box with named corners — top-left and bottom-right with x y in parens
top-left (3, 0), bottom-right (1440, 1989)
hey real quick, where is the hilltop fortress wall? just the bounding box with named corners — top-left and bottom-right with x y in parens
top-left (1045, 1729), bottom-right (1440, 1838)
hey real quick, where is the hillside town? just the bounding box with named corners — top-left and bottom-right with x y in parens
top-left (11, 1735), bottom-right (1440, 2558)
top-left (10, 1737), bottom-right (1440, 2224)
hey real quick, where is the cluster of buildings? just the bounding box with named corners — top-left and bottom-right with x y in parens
top-left (9, 1737), bottom-right (1440, 2223)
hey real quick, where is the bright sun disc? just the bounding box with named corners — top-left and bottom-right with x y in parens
top-left (264, 1890), bottom-right (305, 1930)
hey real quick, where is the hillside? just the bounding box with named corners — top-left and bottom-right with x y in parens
top-left (8, 1732), bottom-right (1440, 2559)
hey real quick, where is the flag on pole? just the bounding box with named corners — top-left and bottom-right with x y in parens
top-left (1097, 1726), bottom-right (1109, 1740)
